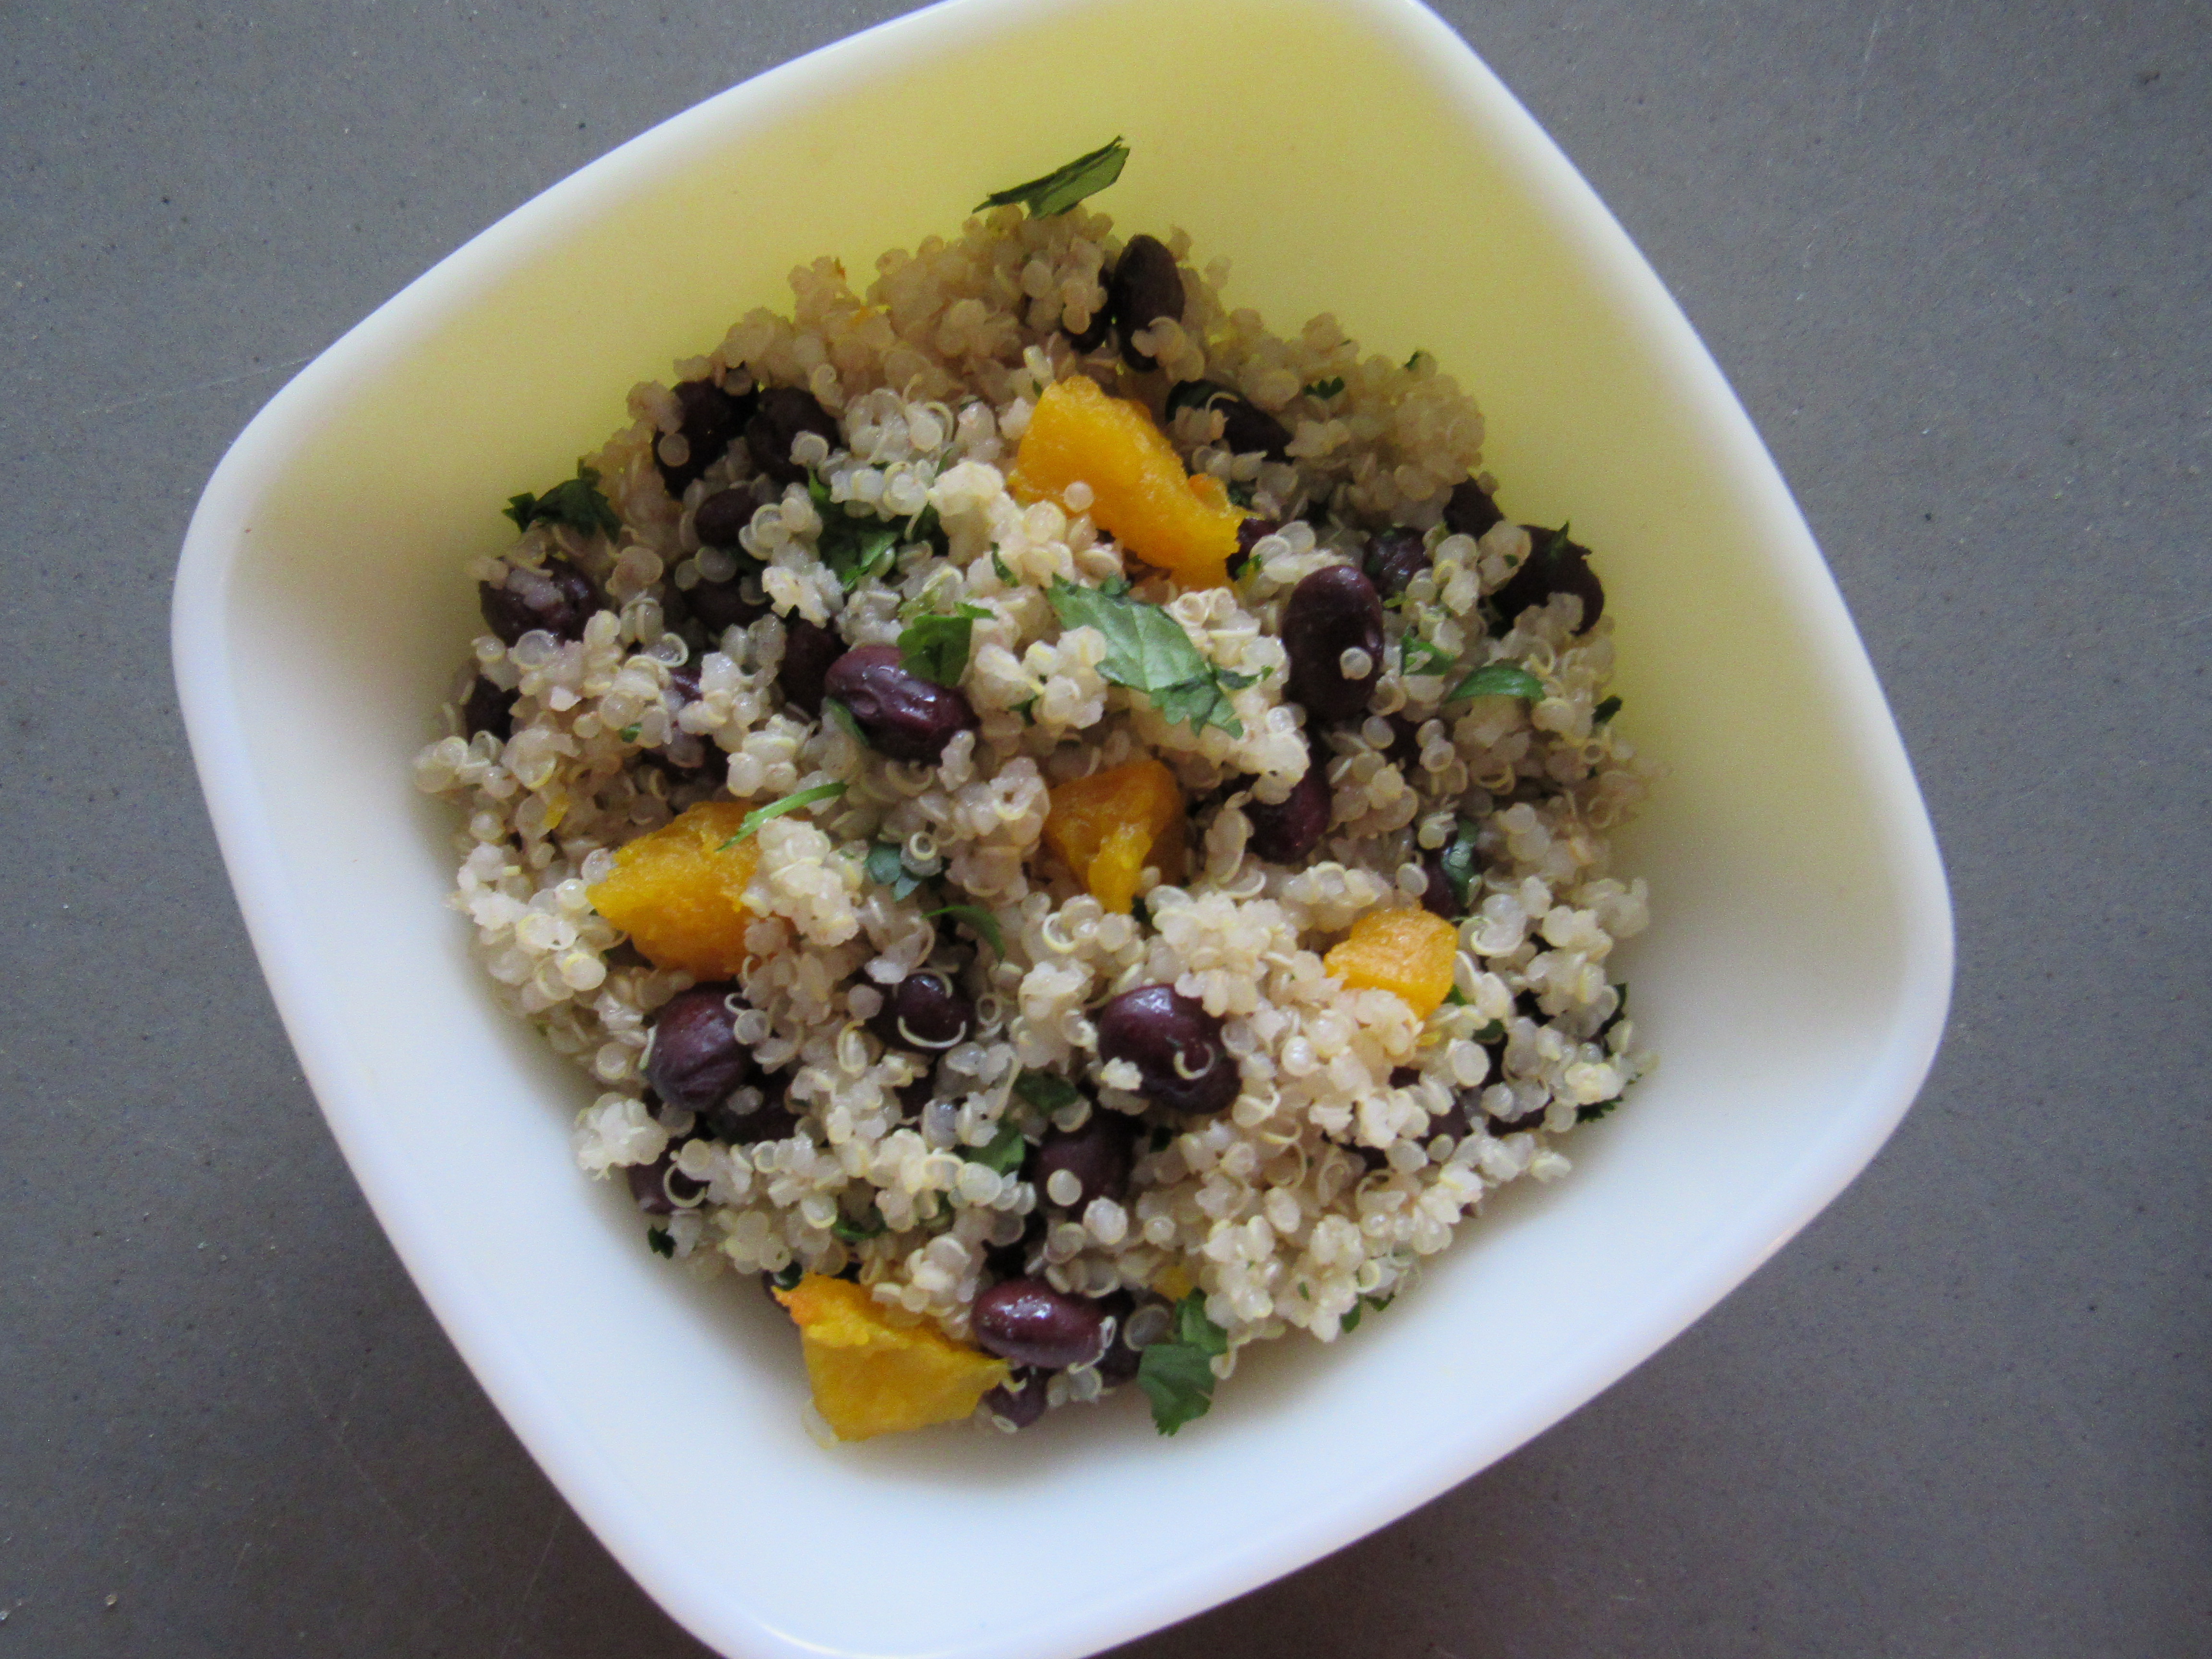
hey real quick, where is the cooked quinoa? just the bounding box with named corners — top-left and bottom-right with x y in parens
top-left (412, 179), bottom-right (1653, 1440)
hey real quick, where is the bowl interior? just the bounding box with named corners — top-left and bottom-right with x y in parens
top-left (176, 0), bottom-right (1951, 1655)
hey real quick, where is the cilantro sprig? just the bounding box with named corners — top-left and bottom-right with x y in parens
top-left (504, 464), bottom-right (621, 538)
top-left (864, 840), bottom-right (931, 901)
top-left (1137, 1292), bottom-right (1230, 1435)
top-left (1593, 695), bottom-right (1623, 725)
top-left (718, 781), bottom-right (848, 848)
top-left (1048, 577), bottom-right (1258, 737)
top-left (975, 137), bottom-right (1129, 217)
top-left (1338, 1290), bottom-right (1395, 1335)
top-left (1445, 662), bottom-right (1545, 704)
top-left (807, 477), bottom-right (944, 591)
top-left (1435, 822), bottom-right (1483, 916)
top-left (898, 603), bottom-right (989, 687)
top-left (1303, 376), bottom-right (1346, 401)
top-left (1012, 1071), bottom-right (1084, 1115)
top-left (961, 1123), bottom-right (1028, 1176)
top-left (925, 903), bottom-right (1005, 958)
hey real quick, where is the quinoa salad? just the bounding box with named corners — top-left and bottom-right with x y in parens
top-left (412, 143), bottom-right (1654, 1443)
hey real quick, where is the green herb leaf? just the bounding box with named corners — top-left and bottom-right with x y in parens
top-left (1341, 1301), bottom-right (1363, 1334)
top-left (831, 1206), bottom-right (887, 1242)
top-left (1400, 634), bottom-right (1457, 677)
top-left (925, 903), bottom-right (1005, 957)
top-left (975, 137), bottom-right (1130, 217)
top-left (1129, 895), bottom-right (1153, 930)
top-left (646, 1226), bottom-right (674, 1259)
top-left (1013, 1071), bottom-right (1083, 1115)
top-left (1404, 349), bottom-right (1427, 371)
top-left (898, 602), bottom-right (989, 687)
top-left (1047, 577), bottom-right (1249, 737)
top-left (1303, 376), bottom-right (1346, 400)
top-left (768, 1260), bottom-right (804, 1291)
top-left (1164, 379), bottom-right (1230, 421)
top-left (720, 781), bottom-right (848, 847)
top-left (504, 464), bottom-right (622, 538)
top-left (1226, 480), bottom-right (1257, 509)
top-left (823, 697), bottom-right (865, 744)
top-left (1445, 662), bottom-right (1545, 704)
top-left (1443, 985), bottom-right (1469, 1007)
top-left (1437, 822), bottom-right (1483, 914)
top-left (962, 1123), bottom-right (1029, 1176)
top-left (807, 476), bottom-right (905, 591)
top-left (1576, 1097), bottom-right (1623, 1124)
top-left (909, 504), bottom-right (950, 556)
top-left (1010, 695), bottom-right (1037, 725)
top-left (1137, 1292), bottom-right (1230, 1435)
top-left (618, 724), bottom-right (641, 743)
top-left (991, 546), bottom-right (1016, 585)
top-left (1593, 694), bottom-right (1623, 725)
top-left (864, 840), bottom-right (929, 902)
top-left (1471, 1018), bottom-right (1505, 1043)
top-left (1146, 1124), bottom-right (1174, 1154)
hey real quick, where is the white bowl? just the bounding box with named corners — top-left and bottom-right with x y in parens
top-left (172, 0), bottom-right (1953, 1654)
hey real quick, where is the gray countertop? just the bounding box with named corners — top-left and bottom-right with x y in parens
top-left (4, 1), bottom-right (2206, 1654)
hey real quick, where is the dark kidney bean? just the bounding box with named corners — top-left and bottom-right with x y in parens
top-left (1364, 526), bottom-right (1429, 600)
top-left (823, 645), bottom-right (978, 763)
top-left (1419, 844), bottom-right (1461, 919)
top-left (972, 1278), bottom-right (1109, 1370)
top-left (1245, 758), bottom-right (1331, 864)
top-left (1109, 234), bottom-right (1184, 373)
top-left (745, 386), bottom-right (842, 486)
top-left (1096, 985), bottom-right (1239, 1116)
top-left (667, 663), bottom-right (702, 705)
top-left (657, 378), bottom-right (756, 499)
top-left (869, 971), bottom-right (974, 1053)
top-left (777, 618), bottom-right (843, 717)
top-left (895, 1072), bottom-right (934, 1119)
top-left (1282, 565), bottom-right (1385, 725)
top-left (1094, 1291), bottom-right (1142, 1387)
top-left (1489, 525), bottom-right (1604, 633)
top-left (646, 983), bottom-right (753, 1113)
top-left (626, 1147), bottom-right (706, 1215)
top-left (461, 676), bottom-right (517, 742)
top-left (1226, 515), bottom-right (1279, 581)
top-left (699, 1087), bottom-right (800, 1146)
top-left (1061, 284), bottom-right (1112, 353)
top-left (692, 487), bottom-right (753, 548)
top-left (1443, 478), bottom-right (1503, 539)
top-left (687, 573), bottom-right (768, 638)
top-left (478, 555), bottom-right (598, 645)
top-left (1031, 1110), bottom-right (1135, 1209)
top-left (983, 1367), bottom-right (1050, 1430)
top-left (1215, 396), bottom-right (1291, 460)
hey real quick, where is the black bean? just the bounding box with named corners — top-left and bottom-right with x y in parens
top-left (972, 1278), bottom-right (1110, 1370)
top-left (478, 555), bottom-right (599, 645)
top-left (1419, 844), bottom-right (1462, 920)
top-left (869, 971), bottom-right (974, 1053)
top-left (1282, 565), bottom-right (1385, 725)
top-left (1364, 526), bottom-right (1429, 600)
top-left (1489, 524), bottom-right (1605, 633)
top-left (1245, 759), bottom-right (1331, 864)
top-left (823, 644), bottom-right (979, 763)
top-left (645, 983), bottom-right (753, 1114)
top-left (657, 379), bottom-right (756, 499)
top-left (1030, 1110), bottom-right (1135, 1209)
top-left (1094, 1291), bottom-right (1143, 1387)
top-left (1430, 1095), bottom-right (1475, 1147)
top-left (1061, 286), bottom-right (1111, 353)
top-left (983, 1215), bottom-right (1045, 1282)
top-left (692, 487), bottom-right (753, 548)
top-left (1383, 714), bottom-right (1423, 770)
top-left (625, 1147), bottom-right (706, 1215)
top-left (745, 386), bottom-right (841, 487)
top-left (668, 663), bottom-right (702, 705)
top-left (1443, 478), bottom-right (1504, 539)
top-left (1096, 985), bottom-right (1239, 1116)
top-left (461, 676), bottom-right (517, 742)
top-left (983, 1368), bottom-right (1050, 1430)
top-left (688, 572), bottom-right (768, 638)
top-left (895, 1073), bottom-right (934, 1119)
top-left (1215, 396), bottom-right (1291, 460)
top-left (1109, 234), bottom-right (1184, 373)
top-left (777, 618), bottom-right (843, 717)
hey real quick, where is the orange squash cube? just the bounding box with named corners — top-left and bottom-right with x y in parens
top-left (775, 1274), bottom-right (1010, 1443)
top-left (585, 800), bottom-right (762, 976)
top-left (1043, 757), bottom-right (1185, 913)
top-left (1010, 375), bottom-right (1246, 589)
top-left (1323, 907), bottom-right (1462, 1020)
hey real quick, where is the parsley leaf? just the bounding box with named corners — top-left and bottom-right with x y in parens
top-left (962, 1123), bottom-right (1028, 1176)
top-left (719, 781), bottom-right (848, 847)
top-left (1401, 634), bottom-right (1457, 677)
top-left (1576, 1097), bottom-right (1624, 1124)
top-left (975, 137), bottom-right (1130, 216)
top-left (925, 903), bottom-right (1005, 957)
top-left (831, 1205), bottom-right (887, 1242)
top-left (618, 723), bottom-right (641, 743)
top-left (1047, 577), bottom-right (1251, 737)
top-left (864, 840), bottom-right (929, 901)
top-left (1164, 379), bottom-right (1230, 421)
top-left (806, 476), bottom-right (907, 591)
top-left (768, 1260), bottom-right (804, 1291)
top-left (1013, 1071), bottom-right (1083, 1115)
top-left (645, 1226), bottom-right (674, 1259)
top-left (1404, 349), bottom-right (1427, 371)
top-left (1226, 480), bottom-right (1257, 508)
top-left (898, 602), bottom-right (989, 687)
top-left (1303, 376), bottom-right (1346, 400)
top-left (1010, 695), bottom-right (1037, 724)
top-left (1437, 822), bottom-right (1483, 914)
top-left (1471, 1018), bottom-right (1506, 1043)
top-left (1445, 662), bottom-right (1545, 704)
top-left (1593, 694), bottom-right (1623, 724)
top-left (1137, 1292), bottom-right (1229, 1435)
top-left (504, 463), bottom-right (622, 538)
top-left (991, 547), bottom-right (1016, 585)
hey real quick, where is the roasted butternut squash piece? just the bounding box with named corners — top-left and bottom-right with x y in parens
top-left (586, 800), bottom-right (761, 976)
top-left (1323, 907), bottom-right (1461, 1020)
top-left (775, 1274), bottom-right (1009, 1443)
top-left (1043, 757), bottom-right (1185, 913)
top-left (1010, 374), bottom-right (1245, 588)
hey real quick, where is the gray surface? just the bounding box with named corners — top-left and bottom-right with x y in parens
top-left (3, 0), bottom-right (2206, 1653)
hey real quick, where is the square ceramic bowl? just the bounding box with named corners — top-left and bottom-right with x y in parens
top-left (172, 0), bottom-right (1953, 1654)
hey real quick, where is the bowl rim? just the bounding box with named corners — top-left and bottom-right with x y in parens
top-left (171, 0), bottom-right (1955, 1653)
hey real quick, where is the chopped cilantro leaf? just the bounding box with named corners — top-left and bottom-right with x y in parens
top-left (1226, 480), bottom-right (1257, 508)
top-left (1164, 379), bottom-right (1230, 421)
top-left (1400, 634), bottom-right (1457, 677)
top-left (898, 602), bottom-right (989, 687)
top-left (720, 781), bottom-right (847, 847)
top-left (1048, 577), bottom-right (1250, 737)
top-left (1341, 1300), bottom-right (1362, 1334)
top-left (1576, 1097), bottom-right (1623, 1124)
top-left (864, 840), bottom-right (930, 901)
top-left (975, 137), bottom-right (1130, 217)
top-left (646, 1226), bottom-right (674, 1259)
top-left (1138, 1292), bottom-right (1230, 1435)
top-left (806, 475), bottom-right (916, 591)
top-left (1010, 695), bottom-right (1037, 724)
top-left (962, 1123), bottom-right (1029, 1176)
top-left (1130, 895), bottom-right (1153, 929)
top-left (1593, 694), bottom-right (1623, 724)
top-left (1437, 822), bottom-right (1483, 914)
top-left (1471, 1018), bottom-right (1506, 1043)
top-left (831, 1206), bottom-right (887, 1242)
top-left (504, 463), bottom-right (622, 539)
top-left (823, 697), bottom-right (865, 744)
top-left (1404, 349), bottom-right (1427, 371)
top-left (1013, 1071), bottom-right (1083, 1114)
top-left (925, 902), bottom-right (1005, 957)
top-left (768, 1260), bottom-right (804, 1291)
top-left (991, 547), bottom-right (1016, 585)
top-left (1303, 376), bottom-right (1346, 400)
top-left (1446, 662), bottom-right (1545, 704)
top-left (618, 723), bottom-right (641, 743)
